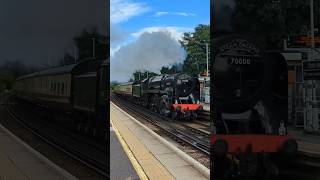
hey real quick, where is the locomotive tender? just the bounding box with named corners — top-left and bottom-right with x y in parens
top-left (211, 35), bottom-right (298, 179)
top-left (114, 73), bottom-right (203, 120)
top-left (14, 59), bottom-right (107, 137)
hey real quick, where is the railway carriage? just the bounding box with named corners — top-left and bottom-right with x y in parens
top-left (14, 59), bottom-right (107, 137)
top-left (15, 65), bottom-right (74, 110)
top-left (113, 82), bottom-right (133, 97)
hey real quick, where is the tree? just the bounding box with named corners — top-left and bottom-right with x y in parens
top-left (59, 52), bottom-right (75, 65)
top-left (160, 63), bottom-right (182, 74)
top-left (73, 28), bottom-right (109, 61)
top-left (232, 0), bottom-right (320, 49)
top-left (180, 24), bottom-right (210, 77)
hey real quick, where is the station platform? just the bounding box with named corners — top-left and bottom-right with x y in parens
top-left (0, 124), bottom-right (77, 180)
top-left (289, 127), bottom-right (320, 157)
top-left (110, 102), bottom-right (209, 180)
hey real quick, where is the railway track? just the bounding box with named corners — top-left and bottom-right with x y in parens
top-left (111, 94), bottom-right (210, 156)
top-left (5, 99), bottom-right (108, 178)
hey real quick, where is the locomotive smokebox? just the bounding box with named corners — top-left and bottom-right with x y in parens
top-left (212, 35), bottom-right (272, 114)
top-left (212, 34), bottom-right (289, 135)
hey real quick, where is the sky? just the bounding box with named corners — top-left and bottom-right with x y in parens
top-left (0, 0), bottom-right (107, 68)
top-left (110, 0), bottom-right (210, 82)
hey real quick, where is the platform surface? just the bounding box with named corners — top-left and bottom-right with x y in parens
top-left (110, 125), bottom-right (139, 180)
top-left (0, 124), bottom-right (76, 180)
top-left (110, 102), bottom-right (208, 180)
top-left (289, 127), bottom-right (320, 157)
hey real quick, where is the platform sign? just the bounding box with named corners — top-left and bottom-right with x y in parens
top-left (303, 61), bottom-right (320, 80)
top-left (287, 36), bottom-right (320, 48)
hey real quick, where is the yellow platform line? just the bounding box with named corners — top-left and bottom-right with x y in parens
top-left (111, 120), bottom-right (149, 180)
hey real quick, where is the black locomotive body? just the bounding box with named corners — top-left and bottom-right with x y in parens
top-left (211, 35), bottom-right (297, 179)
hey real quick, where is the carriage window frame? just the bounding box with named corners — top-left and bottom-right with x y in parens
top-left (53, 82), bottom-right (56, 94)
top-left (57, 82), bottom-right (61, 95)
top-left (50, 82), bottom-right (53, 93)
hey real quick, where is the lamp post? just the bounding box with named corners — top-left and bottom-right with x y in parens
top-left (90, 38), bottom-right (96, 59)
top-left (206, 43), bottom-right (209, 76)
top-left (192, 39), bottom-right (210, 76)
top-left (73, 45), bottom-right (78, 63)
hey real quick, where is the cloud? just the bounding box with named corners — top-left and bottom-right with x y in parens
top-left (111, 0), bottom-right (150, 24)
top-left (131, 26), bottom-right (193, 41)
top-left (110, 30), bottom-right (186, 82)
top-left (173, 12), bottom-right (196, 17)
top-left (110, 45), bottom-right (121, 57)
top-left (153, 11), bottom-right (196, 17)
top-left (154, 11), bottom-right (169, 17)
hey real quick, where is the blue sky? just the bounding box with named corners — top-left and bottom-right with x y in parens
top-left (112, 0), bottom-right (209, 33)
top-left (110, 0), bottom-right (210, 82)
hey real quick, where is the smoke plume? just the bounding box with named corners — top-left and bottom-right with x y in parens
top-left (111, 31), bottom-right (186, 82)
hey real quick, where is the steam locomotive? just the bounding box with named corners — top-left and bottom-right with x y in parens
top-left (114, 73), bottom-right (202, 120)
top-left (211, 35), bottom-right (297, 179)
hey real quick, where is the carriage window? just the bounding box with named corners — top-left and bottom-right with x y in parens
top-left (53, 82), bottom-right (56, 94)
top-left (61, 83), bottom-right (64, 95)
top-left (50, 83), bottom-right (53, 93)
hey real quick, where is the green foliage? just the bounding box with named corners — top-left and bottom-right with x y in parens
top-left (0, 61), bottom-right (38, 90)
top-left (0, 61), bottom-right (38, 79)
top-left (73, 28), bottom-right (108, 61)
top-left (180, 24), bottom-right (210, 77)
top-left (110, 81), bottom-right (120, 90)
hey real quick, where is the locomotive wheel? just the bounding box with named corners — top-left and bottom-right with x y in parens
top-left (260, 155), bottom-right (279, 180)
top-left (151, 95), bottom-right (159, 112)
top-left (159, 95), bottom-right (170, 116)
top-left (77, 123), bottom-right (82, 132)
top-left (159, 101), bottom-right (166, 115)
top-left (191, 111), bottom-right (197, 121)
top-left (212, 156), bottom-right (229, 180)
top-left (92, 128), bottom-right (97, 138)
top-left (171, 111), bottom-right (177, 120)
top-left (84, 126), bottom-right (90, 135)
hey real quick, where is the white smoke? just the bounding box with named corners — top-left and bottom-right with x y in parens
top-left (110, 30), bottom-right (186, 82)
